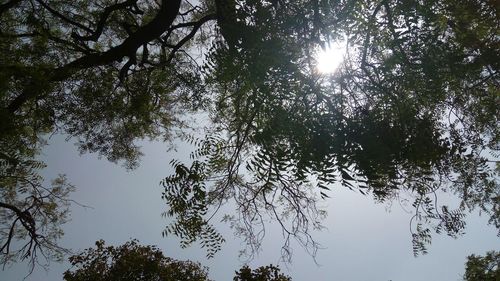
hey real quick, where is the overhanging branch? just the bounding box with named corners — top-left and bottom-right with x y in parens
top-left (7, 0), bottom-right (182, 113)
top-left (166, 13), bottom-right (217, 63)
top-left (72, 0), bottom-right (141, 42)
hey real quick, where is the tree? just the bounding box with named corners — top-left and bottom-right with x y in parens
top-left (63, 240), bottom-right (211, 281)
top-left (161, 0), bottom-right (499, 258)
top-left (0, 0), bottom-right (498, 263)
top-left (233, 265), bottom-right (291, 281)
top-left (0, 0), bottom-right (204, 169)
top-left (0, 133), bottom-right (74, 271)
top-left (463, 251), bottom-right (500, 281)
top-left (63, 239), bottom-right (290, 281)
top-left (1, 0), bottom-right (212, 266)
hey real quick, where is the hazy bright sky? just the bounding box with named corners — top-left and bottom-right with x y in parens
top-left (1, 134), bottom-right (498, 281)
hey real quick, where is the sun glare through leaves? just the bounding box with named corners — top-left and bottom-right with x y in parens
top-left (316, 40), bottom-right (347, 74)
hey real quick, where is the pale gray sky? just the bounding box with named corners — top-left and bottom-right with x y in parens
top-left (1, 134), bottom-right (498, 281)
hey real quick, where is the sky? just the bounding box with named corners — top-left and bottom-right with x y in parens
top-left (1, 134), bottom-right (498, 281)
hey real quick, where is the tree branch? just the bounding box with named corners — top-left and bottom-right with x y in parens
top-left (166, 13), bottom-right (216, 63)
top-left (214, 0), bottom-right (240, 48)
top-left (35, 0), bottom-right (92, 33)
top-left (0, 201), bottom-right (25, 217)
top-left (72, 0), bottom-right (141, 42)
top-left (0, 201), bottom-right (37, 256)
top-left (7, 0), bottom-right (182, 113)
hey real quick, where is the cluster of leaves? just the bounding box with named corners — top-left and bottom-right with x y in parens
top-left (162, 130), bottom-right (327, 261)
top-left (0, 0), bottom-right (214, 266)
top-left (0, 0), bottom-right (213, 169)
top-left (161, 157), bottom-right (225, 258)
top-left (63, 239), bottom-right (211, 281)
top-left (0, 0), bottom-right (498, 266)
top-left (233, 264), bottom-right (291, 281)
top-left (164, 0), bottom-right (342, 260)
top-left (0, 134), bottom-right (74, 270)
top-left (64, 239), bottom-right (293, 281)
top-left (463, 251), bottom-right (500, 281)
top-left (163, 0), bottom-right (499, 258)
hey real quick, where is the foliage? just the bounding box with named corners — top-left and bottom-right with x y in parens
top-left (0, 134), bottom-right (74, 270)
top-left (63, 239), bottom-right (211, 281)
top-left (233, 264), bottom-right (291, 281)
top-left (0, 0), bottom-right (203, 169)
top-left (161, 159), bottom-right (225, 259)
top-left (0, 0), bottom-right (210, 267)
top-left (463, 251), bottom-right (500, 281)
top-left (0, 0), bottom-right (498, 263)
top-left (163, 0), bottom-right (499, 258)
top-left (63, 240), bottom-right (292, 281)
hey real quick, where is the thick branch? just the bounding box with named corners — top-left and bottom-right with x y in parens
top-left (0, 201), bottom-right (43, 262)
top-left (0, 202), bottom-right (35, 231)
top-left (166, 13), bottom-right (216, 63)
top-left (60, 0), bottom-right (181, 72)
top-left (7, 0), bottom-right (182, 113)
top-left (214, 0), bottom-right (240, 48)
top-left (0, 201), bottom-right (24, 216)
top-left (72, 0), bottom-right (140, 42)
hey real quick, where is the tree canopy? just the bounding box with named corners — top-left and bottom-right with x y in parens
top-left (0, 134), bottom-right (74, 270)
top-left (0, 0), bottom-right (498, 265)
top-left (63, 239), bottom-right (211, 281)
top-left (63, 240), bottom-right (292, 281)
top-left (233, 265), bottom-right (291, 281)
top-left (463, 251), bottom-right (500, 281)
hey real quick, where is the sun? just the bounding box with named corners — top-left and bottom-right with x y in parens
top-left (315, 40), bottom-right (347, 74)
